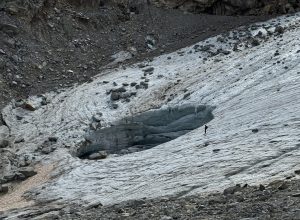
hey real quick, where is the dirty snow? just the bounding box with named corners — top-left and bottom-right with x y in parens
top-left (2, 13), bottom-right (300, 207)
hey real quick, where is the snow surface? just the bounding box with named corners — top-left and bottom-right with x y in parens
top-left (2, 13), bottom-right (300, 207)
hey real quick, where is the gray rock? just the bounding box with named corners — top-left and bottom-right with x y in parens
top-left (111, 91), bottom-right (120, 101)
top-left (0, 139), bottom-right (10, 148)
top-left (251, 38), bottom-right (260, 47)
top-left (130, 92), bottom-right (137, 96)
top-left (0, 184), bottom-right (10, 194)
top-left (143, 67), bottom-right (154, 73)
top-left (18, 167), bottom-right (37, 178)
top-left (200, 45), bottom-right (212, 52)
top-left (217, 49), bottom-right (231, 55)
top-left (116, 87), bottom-right (127, 93)
top-left (12, 55), bottom-right (21, 63)
top-left (223, 184), bottom-right (241, 195)
top-left (120, 92), bottom-right (131, 99)
top-left (92, 114), bottom-right (102, 122)
top-left (295, 170), bottom-right (300, 175)
top-left (183, 93), bottom-right (191, 99)
top-left (275, 25), bottom-right (284, 34)
top-left (140, 81), bottom-right (149, 89)
top-left (138, 63), bottom-right (146, 68)
top-left (90, 122), bottom-right (99, 131)
top-left (14, 137), bottom-right (25, 144)
top-left (41, 146), bottom-right (56, 154)
top-left (88, 151), bottom-right (108, 160)
top-left (259, 184), bottom-right (265, 191)
top-left (160, 216), bottom-right (172, 220)
top-left (112, 103), bottom-right (119, 109)
top-left (48, 137), bottom-right (58, 142)
top-left (128, 147), bottom-right (140, 153)
top-left (15, 172), bottom-right (26, 180)
top-left (278, 181), bottom-right (288, 190)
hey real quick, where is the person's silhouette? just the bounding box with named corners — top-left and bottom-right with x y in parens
top-left (204, 125), bottom-right (208, 135)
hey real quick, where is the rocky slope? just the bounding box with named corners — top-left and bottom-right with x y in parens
top-left (0, 0), bottom-right (271, 110)
top-left (154, 0), bottom-right (300, 15)
top-left (0, 10), bottom-right (299, 219)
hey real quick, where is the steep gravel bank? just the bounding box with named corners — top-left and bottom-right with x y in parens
top-left (0, 0), bottom-right (272, 110)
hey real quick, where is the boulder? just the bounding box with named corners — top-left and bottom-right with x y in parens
top-left (111, 91), bottom-right (120, 101)
top-left (23, 103), bottom-right (36, 111)
top-left (275, 25), bottom-right (285, 34)
top-left (18, 167), bottom-right (37, 178)
top-left (48, 137), bottom-right (58, 142)
top-left (223, 184), bottom-right (241, 195)
top-left (88, 151), bottom-right (108, 160)
top-left (143, 67), bottom-right (154, 73)
top-left (0, 184), bottom-right (10, 194)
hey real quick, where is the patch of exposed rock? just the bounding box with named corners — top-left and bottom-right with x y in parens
top-left (153, 0), bottom-right (300, 15)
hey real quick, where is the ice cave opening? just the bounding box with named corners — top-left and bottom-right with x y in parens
top-left (77, 105), bottom-right (215, 159)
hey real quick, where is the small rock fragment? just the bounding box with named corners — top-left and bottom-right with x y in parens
top-left (0, 184), bottom-right (10, 194)
top-left (143, 67), bottom-right (154, 73)
top-left (278, 182), bottom-right (288, 190)
top-left (292, 193), bottom-right (300, 197)
top-left (89, 151), bottom-right (108, 160)
top-left (48, 137), bottom-right (58, 142)
top-left (23, 103), bottom-right (36, 111)
top-left (294, 170), bottom-right (300, 175)
top-left (112, 103), bottom-right (118, 109)
top-left (275, 26), bottom-right (284, 34)
top-left (259, 184), bottom-right (265, 191)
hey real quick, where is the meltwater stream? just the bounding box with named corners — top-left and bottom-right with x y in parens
top-left (77, 105), bottom-right (215, 158)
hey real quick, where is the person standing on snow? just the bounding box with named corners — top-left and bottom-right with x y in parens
top-left (204, 125), bottom-right (208, 135)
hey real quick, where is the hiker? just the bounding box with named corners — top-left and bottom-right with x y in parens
top-left (204, 125), bottom-right (208, 135)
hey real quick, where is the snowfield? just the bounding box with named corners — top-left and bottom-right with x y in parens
top-left (2, 13), bottom-right (300, 208)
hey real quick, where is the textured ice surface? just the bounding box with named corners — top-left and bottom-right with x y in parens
top-left (2, 13), bottom-right (300, 207)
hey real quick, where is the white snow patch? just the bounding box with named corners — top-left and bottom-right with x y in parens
top-left (2, 13), bottom-right (300, 207)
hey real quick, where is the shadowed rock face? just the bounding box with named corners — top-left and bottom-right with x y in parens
top-left (77, 105), bottom-right (214, 158)
top-left (154, 0), bottom-right (300, 15)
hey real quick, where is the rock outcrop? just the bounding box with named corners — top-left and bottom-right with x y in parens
top-left (153, 0), bottom-right (300, 15)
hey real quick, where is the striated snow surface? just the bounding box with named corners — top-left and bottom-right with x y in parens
top-left (2, 13), bottom-right (300, 209)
